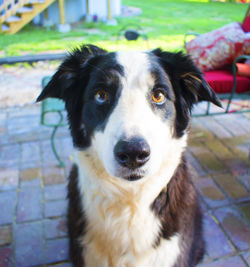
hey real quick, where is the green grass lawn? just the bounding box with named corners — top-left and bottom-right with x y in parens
top-left (0, 0), bottom-right (247, 56)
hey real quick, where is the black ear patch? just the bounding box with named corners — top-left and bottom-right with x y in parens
top-left (36, 45), bottom-right (108, 149)
top-left (36, 45), bottom-right (107, 102)
top-left (151, 49), bottom-right (222, 109)
top-left (152, 49), bottom-right (222, 137)
top-left (180, 72), bottom-right (222, 108)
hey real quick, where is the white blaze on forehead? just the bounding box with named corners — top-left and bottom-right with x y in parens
top-left (113, 50), bottom-right (155, 136)
top-left (117, 51), bottom-right (154, 91)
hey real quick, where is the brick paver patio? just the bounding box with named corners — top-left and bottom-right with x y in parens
top-left (0, 65), bottom-right (249, 266)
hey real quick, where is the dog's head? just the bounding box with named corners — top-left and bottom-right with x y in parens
top-left (37, 45), bottom-right (221, 181)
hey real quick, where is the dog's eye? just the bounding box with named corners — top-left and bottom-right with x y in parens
top-left (94, 90), bottom-right (109, 104)
top-left (152, 90), bottom-right (166, 105)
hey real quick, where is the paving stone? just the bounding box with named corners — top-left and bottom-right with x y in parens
top-left (0, 112), bottom-right (7, 124)
top-left (20, 141), bottom-right (41, 165)
top-left (195, 178), bottom-right (229, 208)
top-left (203, 213), bottom-right (234, 259)
top-left (17, 187), bottom-right (43, 223)
top-left (0, 191), bottom-right (16, 225)
top-left (8, 106), bottom-right (41, 118)
top-left (199, 198), bottom-right (208, 212)
top-left (0, 247), bottom-right (12, 267)
top-left (44, 199), bottom-right (67, 218)
top-left (186, 151), bottom-right (207, 177)
top-left (54, 137), bottom-right (73, 159)
top-left (244, 112), bottom-right (250, 120)
top-left (223, 159), bottom-right (250, 177)
top-left (0, 168), bottom-right (19, 191)
top-left (45, 218), bottom-right (67, 239)
top-left (0, 144), bottom-right (20, 168)
top-left (9, 130), bottom-right (41, 144)
top-left (43, 165), bottom-right (66, 185)
top-left (214, 174), bottom-right (249, 200)
top-left (40, 126), bottom-right (69, 142)
top-left (214, 114), bottom-right (249, 136)
top-left (20, 167), bottom-right (42, 187)
top-left (242, 250), bottom-right (250, 265)
top-left (0, 226), bottom-right (12, 246)
top-left (19, 160), bottom-right (41, 170)
top-left (7, 115), bottom-right (40, 136)
top-left (222, 135), bottom-right (250, 146)
top-left (42, 140), bottom-right (61, 165)
top-left (228, 114), bottom-right (250, 133)
top-left (235, 142), bottom-right (250, 164)
top-left (190, 147), bottom-right (225, 173)
top-left (45, 238), bottom-right (69, 264)
top-left (198, 255), bottom-right (247, 267)
top-left (190, 118), bottom-right (215, 144)
top-left (239, 176), bottom-right (250, 191)
top-left (218, 137), bottom-right (250, 172)
top-left (20, 178), bottom-right (41, 188)
top-left (205, 139), bottom-right (233, 161)
top-left (15, 221), bottom-right (44, 266)
top-left (214, 206), bottom-right (250, 251)
top-left (237, 203), bottom-right (250, 225)
top-left (0, 125), bottom-right (7, 139)
top-left (41, 136), bottom-right (72, 167)
top-left (20, 167), bottom-right (41, 181)
top-left (44, 183), bottom-right (67, 201)
top-left (201, 117), bottom-right (233, 139)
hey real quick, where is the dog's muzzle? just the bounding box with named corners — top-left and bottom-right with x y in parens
top-left (114, 137), bottom-right (150, 171)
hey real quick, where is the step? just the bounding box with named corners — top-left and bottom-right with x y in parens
top-left (6, 16), bottom-right (21, 23)
top-left (17, 6), bottom-right (34, 13)
top-left (1, 24), bottom-right (10, 32)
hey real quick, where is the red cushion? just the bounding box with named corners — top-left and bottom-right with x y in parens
top-left (204, 70), bottom-right (250, 94)
top-left (186, 23), bottom-right (250, 71)
top-left (242, 15), bottom-right (250, 32)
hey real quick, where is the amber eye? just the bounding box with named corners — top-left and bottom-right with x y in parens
top-left (152, 90), bottom-right (166, 105)
top-left (95, 90), bottom-right (109, 104)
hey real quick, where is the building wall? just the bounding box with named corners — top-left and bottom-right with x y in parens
top-left (89, 0), bottom-right (121, 21)
top-left (34, 0), bottom-right (121, 26)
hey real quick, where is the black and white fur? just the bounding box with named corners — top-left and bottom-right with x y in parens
top-left (37, 45), bottom-right (221, 267)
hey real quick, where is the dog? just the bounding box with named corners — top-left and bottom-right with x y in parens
top-left (37, 45), bottom-right (221, 267)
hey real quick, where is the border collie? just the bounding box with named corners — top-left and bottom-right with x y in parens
top-left (37, 45), bottom-right (221, 267)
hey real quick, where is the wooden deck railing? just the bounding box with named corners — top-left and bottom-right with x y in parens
top-left (0, 0), bottom-right (30, 23)
top-left (0, 0), bottom-right (65, 34)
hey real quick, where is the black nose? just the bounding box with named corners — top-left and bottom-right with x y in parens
top-left (114, 137), bottom-right (150, 169)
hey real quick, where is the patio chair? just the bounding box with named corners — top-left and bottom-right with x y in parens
top-left (184, 5), bottom-right (250, 116)
top-left (40, 76), bottom-right (66, 167)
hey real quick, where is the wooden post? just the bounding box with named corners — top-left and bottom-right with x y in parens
top-left (86, 0), bottom-right (89, 15)
top-left (107, 0), bottom-right (112, 20)
top-left (58, 0), bottom-right (65, 24)
top-left (44, 8), bottom-right (48, 19)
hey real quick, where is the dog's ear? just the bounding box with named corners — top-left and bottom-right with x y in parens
top-left (36, 45), bottom-right (107, 102)
top-left (151, 49), bottom-right (222, 109)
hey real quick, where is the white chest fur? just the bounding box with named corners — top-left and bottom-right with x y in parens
top-left (75, 150), bottom-right (182, 267)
